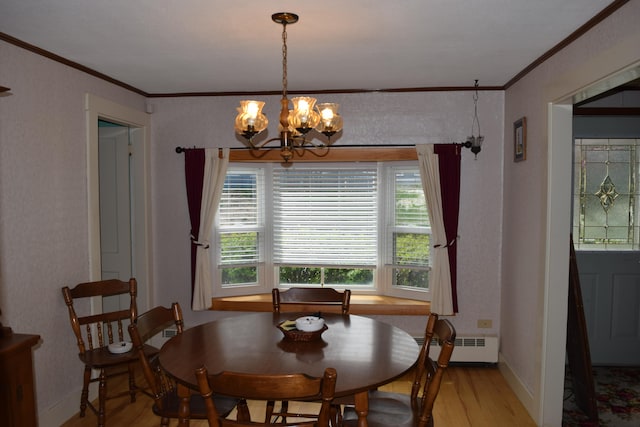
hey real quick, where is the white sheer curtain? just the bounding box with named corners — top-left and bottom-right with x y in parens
top-left (416, 144), bottom-right (454, 315)
top-left (192, 148), bottom-right (229, 311)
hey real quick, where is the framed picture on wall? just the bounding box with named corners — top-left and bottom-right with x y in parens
top-left (514, 117), bottom-right (527, 162)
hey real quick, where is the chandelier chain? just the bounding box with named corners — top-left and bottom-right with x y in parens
top-left (281, 22), bottom-right (288, 98)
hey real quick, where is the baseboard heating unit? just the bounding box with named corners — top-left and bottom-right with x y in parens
top-left (415, 335), bottom-right (498, 364)
top-left (162, 328), bottom-right (178, 338)
top-left (151, 328), bottom-right (180, 347)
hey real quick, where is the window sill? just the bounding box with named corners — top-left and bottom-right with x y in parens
top-left (210, 294), bottom-right (430, 316)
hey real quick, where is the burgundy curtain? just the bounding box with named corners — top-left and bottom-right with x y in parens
top-left (184, 148), bottom-right (205, 305)
top-left (433, 144), bottom-right (461, 312)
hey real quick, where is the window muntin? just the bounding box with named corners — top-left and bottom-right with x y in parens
top-left (573, 138), bottom-right (639, 250)
top-left (214, 163), bottom-right (431, 298)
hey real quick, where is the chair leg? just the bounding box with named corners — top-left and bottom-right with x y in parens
top-left (265, 400), bottom-right (275, 423)
top-left (80, 366), bottom-right (91, 417)
top-left (127, 361), bottom-right (137, 403)
top-left (330, 404), bottom-right (343, 427)
top-left (237, 400), bottom-right (250, 422)
top-left (264, 400), bottom-right (289, 423)
top-left (98, 369), bottom-right (107, 427)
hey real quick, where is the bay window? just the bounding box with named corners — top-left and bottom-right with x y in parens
top-left (213, 162), bottom-right (431, 299)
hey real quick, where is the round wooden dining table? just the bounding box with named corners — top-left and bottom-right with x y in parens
top-left (159, 311), bottom-right (420, 427)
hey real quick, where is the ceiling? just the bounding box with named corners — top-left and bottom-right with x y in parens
top-left (0, 0), bottom-right (619, 95)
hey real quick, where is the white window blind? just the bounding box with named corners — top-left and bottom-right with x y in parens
top-left (392, 169), bottom-right (430, 267)
top-left (394, 170), bottom-right (429, 228)
top-left (273, 167), bottom-right (378, 266)
top-left (218, 170), bottom-right (262, 265)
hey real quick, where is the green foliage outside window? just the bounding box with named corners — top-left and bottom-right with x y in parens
top-left (279, 267), bottom-right (320, 284)
top-left (220, 232), bottom-right (258, 285)
top-left (394, 268), bottom-right (429, 289)
top-left (394, 233), bottom-right (430, 266)
top-left (221, 266), bottom-right (257, 285)
top-left (393, 233), bottom-right (429, 288)
top-left (279, 267), bottom-right (373, 286)
top-left (324, 268), bottom-right (373, 285)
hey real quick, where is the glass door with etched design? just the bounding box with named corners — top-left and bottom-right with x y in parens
top-left (574, 138), bottom-right (638, 250)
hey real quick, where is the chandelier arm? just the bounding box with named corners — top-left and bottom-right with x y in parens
top-left (246, 136), bottom-right (284, 150)
top-left (302, 137), bottom-right (330, 149)
top-left (290, 144), bottom-right (331, 159)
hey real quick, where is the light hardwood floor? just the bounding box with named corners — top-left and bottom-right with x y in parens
top-left (60, 365), bottom-right (536, 427)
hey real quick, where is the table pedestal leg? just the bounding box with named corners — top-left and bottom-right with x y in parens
top-left (177, 382), bottom-right (191, 426)
top-left (354, 391), bottom-right (369, 427)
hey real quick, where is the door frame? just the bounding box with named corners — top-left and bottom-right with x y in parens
top-left (541, 63), bottom-right (640, 425)
top-left (85, 93), bottom-right (152, 312)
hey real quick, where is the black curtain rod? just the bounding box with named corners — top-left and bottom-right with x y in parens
top-left (175, 146), bottom-right (260, 153)
top-left (174, 143), bottom-right (467, 154)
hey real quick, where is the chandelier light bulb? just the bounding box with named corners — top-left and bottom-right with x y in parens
top-left (246, 101), bottom-right (259, 124)
top-left (315, 103), bottom-right (343, 138)
top-left (235, 100), bottom-right (268, 140)
top-left (298, 99), bottom-right (310, 121)
top-left (320, 107), bottom-right (334, 123)
top-left (290, 97), bottom-right (320, 134)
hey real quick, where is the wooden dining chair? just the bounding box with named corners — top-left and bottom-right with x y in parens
top-left (272, 287), bottom-right (351, 315)
top-left (195, 366), bottom-right (338, 427)
top-left (341, 313), bottom-right (456, 427)
top-left (128, 303), bottom-right (243, 426)
top-left (269, 287), bottom-right (350, 424)
top-left (62, 278), bottom-right (152, 427)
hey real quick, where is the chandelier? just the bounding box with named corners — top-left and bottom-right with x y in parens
top-left (234, 13), bottom-right (343, 163)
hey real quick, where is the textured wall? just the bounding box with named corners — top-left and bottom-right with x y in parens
top-left (0, 41), bottom-right (145, 425)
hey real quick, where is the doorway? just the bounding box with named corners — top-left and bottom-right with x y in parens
top-left (543, 65), bottom-right (640, 426)
top-left (98, 120), bottom-right (135, 311)
top-left (85, 94), bottom-right (152, 314)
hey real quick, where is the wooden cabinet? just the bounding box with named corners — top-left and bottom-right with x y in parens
top-left (0, 332), bottom-right (40, 427)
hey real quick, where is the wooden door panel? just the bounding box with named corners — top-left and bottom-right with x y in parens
top-left (610, 274), bottom-right (640, 338)
top-left (99, 126), bottom-right (132, 312)
top-left (577, 273), bottom-right (598, 339)
top-left (576, 252), bottom-right (640, 365)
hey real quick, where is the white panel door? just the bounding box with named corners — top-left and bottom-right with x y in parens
top-left (99, 125), bottom-right (132, 312)
top-left (576, 251), bottom-right (640, 365)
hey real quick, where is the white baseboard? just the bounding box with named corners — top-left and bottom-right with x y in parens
top-left (39, 384), bottom-right (97, 427)
top-left (498, 353), bottom-right (539, 426)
